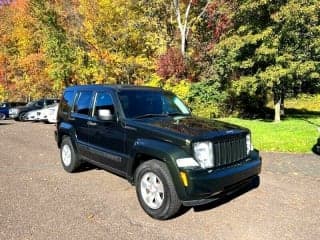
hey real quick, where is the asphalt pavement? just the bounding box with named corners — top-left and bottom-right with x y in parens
top-left (0, 120), bottom-right (319, 240)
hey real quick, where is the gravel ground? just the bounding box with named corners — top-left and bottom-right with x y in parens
top-left (0, 120), bottom-right (319, 240)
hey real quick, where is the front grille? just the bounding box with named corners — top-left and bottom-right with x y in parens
top-left (212, 135), bottom-right (247, 168)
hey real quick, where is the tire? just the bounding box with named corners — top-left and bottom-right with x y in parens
top-left (18, 112), bottom-right (26, 121)
top-left (60, 136), bottom-right (81, 173)
top-left (135, 160), bottom-right (181, 220)
top-left (0, 113), bottom-right (5, 120)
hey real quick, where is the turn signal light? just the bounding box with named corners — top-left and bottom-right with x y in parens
top-left (180, 171), bottom-right (188, 187)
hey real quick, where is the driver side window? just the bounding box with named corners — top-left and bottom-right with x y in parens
top-left (93, 92), bottom-right (114, 118)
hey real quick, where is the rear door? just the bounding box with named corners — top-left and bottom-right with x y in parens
top-left (71, 91), bottom-right (94, 158)
top-left (88, 91), bottom-right (126, 173)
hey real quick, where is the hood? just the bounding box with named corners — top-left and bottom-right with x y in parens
top-left (15, 105), bottom-right (39, 112)
top-left (14, 106), bottom-right (30, 111)
top-left (129, 116), bottom-right (248, 142)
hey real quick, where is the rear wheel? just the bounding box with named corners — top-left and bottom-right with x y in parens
top-left (135, 160), bottom-right (181, 220)
top-left (0, 113), bottom-right (5, 120)
top-left (60, 137), bottom-right (81, 173)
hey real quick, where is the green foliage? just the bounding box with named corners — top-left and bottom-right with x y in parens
top-left (163, 79), bottom-right (191, 101)
top-left (211, 0), bottom-right (320, 119)
top-left (188, 79), bottom-right (228, 117)
top-left (146, 75), bottom-right (191, 101)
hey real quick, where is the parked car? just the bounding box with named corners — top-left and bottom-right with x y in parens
top-left (24, 103), bottom-right (59, 123)
top-left (0, 102), bottom-right (26, 119)
top-left (314, 137), bottom-right (320, 154)
top-left (55, 85), bottom-right (261, 220)
top-left (0, 112), bottom-right (5, 120)
top-left (313, 128), bottom-right (320, 154)
top-left (23, 108), bottom-right (41, 121)
top-left (46, 103), bottom-right (59, 123)
top-left (9, 98), bottom-right (59, 121)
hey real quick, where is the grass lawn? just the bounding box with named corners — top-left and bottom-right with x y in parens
top-left (221, 116), bottom-right (320, 153)
top-left (220, 94), bottom-right (320, 153)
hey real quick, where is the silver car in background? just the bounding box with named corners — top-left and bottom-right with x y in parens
top-left (24, 103), bottom-right (59, 123)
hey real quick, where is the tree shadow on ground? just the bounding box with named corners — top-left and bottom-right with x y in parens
top-left (284, 108), bottom-right (320, 119)
top-left (0, 122), bottom-right (12, 125)
top-left (238, 107), bottom-right (320, 123)
top-left (75, 162), bottom-right (100, 172)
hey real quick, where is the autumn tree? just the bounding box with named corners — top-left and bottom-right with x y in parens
top-left (0, 0), bottom-right (53, 100)
top-left (78, 0), bottom-right (160, 85)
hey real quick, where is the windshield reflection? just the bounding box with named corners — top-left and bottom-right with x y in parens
top-left (118, 90), bottom-right (190, 119)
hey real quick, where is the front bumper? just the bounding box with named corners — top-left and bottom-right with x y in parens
top-left (9, 113), bottom-right (18, 119)
top-left (179, 154), bottom-right (261, 206)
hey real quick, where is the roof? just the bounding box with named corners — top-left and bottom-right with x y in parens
top-left (64, 84), bottom-right (162, 92)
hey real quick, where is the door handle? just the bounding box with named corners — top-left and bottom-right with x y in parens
top-left (87, 121), bottom-right (97, 126)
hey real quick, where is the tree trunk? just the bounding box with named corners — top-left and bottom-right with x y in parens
top-left (181, 31), bottom-right (186, 56)
top-left (280, 92), bottom-right (285, 116)
top-left (274, 94), bottom-right (281, 122)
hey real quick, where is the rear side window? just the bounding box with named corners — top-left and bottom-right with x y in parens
top-left (74, 91), bottom-right (93, 116)
top-left (46, 99), bottom-right (58, 105)
top-left (60, 91), bottom-right (75, 114)
top-left (36, 101), bottom-right (44, 107)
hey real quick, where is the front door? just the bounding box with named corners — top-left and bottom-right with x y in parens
top-left (71, 90), bottom-right (94, 158)
top-left (88, 91), bottom-right (126, 172)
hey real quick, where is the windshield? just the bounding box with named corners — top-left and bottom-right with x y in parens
top-left (118, 90), bottom-right (190, 119)
top-left (0, 103), bottom-right (6, 108)
top-left (26, 101), bottom-right (37, 107)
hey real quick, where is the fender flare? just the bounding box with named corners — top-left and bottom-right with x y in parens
top-left (57, 122), bottom-right (77, 150)
top-left (127, 138), bottom-right (191, 200)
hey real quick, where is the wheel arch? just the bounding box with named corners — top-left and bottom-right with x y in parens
top-left (127, 138), bottom-right (190, 200)
top-left (57, 122), bottom-right (77, 150)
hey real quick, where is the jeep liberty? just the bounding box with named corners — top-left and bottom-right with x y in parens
top-left (55, 85), bottom-right (261, 219)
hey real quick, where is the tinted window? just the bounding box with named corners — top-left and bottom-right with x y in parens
top-left (118, 90), bottom-right (190, 118)
top-left (93, 92), bottom-right (114, 117)
top-left (37, 101), bottom-right (44, 107)
top-left (46, 99), bottom-right (58, 105)
top-left (74, 91), bottom-right (93, 116)
top-left (60, 91), bottom-right (75, 114)
top-left (0, 103), bottom-right (7, 108)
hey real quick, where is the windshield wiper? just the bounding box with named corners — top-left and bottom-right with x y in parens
top-left (166, 112), bottom-right (190, 116)
top-left (135, 113), bottom-right (168, 119)
top-left (135, 112), bottom-right (190, 119)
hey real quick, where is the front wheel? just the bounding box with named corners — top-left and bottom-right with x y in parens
top-left (18, 112), bottom-right (27, 121)
top-left (60, 137), bottom-right (81, 173)
top-left (135, 160), bottom-right (181, 220)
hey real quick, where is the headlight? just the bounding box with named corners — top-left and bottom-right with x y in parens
top-left (193, 141), bottom-right (213, 169)
top-left (246, 134), bottom-right (253, 154)
top-left (176, 158), bottom-right (199, 168)
top-left (9, 108), bottom-right (17, 114)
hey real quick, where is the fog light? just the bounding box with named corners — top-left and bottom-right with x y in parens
top-left (180, 171), bottom-right (188, 187)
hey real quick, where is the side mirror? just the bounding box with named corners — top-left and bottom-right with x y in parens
top-left (98, 109), bottom-right (113, 121)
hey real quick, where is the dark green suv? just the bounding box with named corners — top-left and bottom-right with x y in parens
top-left (55, 85), bottom-right (261, 219)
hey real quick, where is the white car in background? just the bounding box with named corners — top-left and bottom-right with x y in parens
top-left (24, 103), bottom-right (59, 123)
top-left (45, 103), bottom-right (59, 123)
